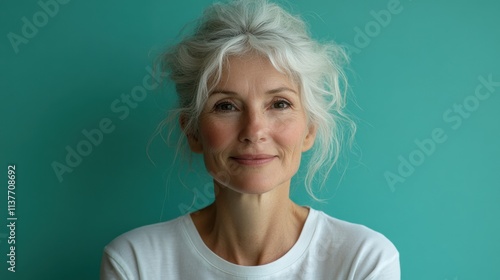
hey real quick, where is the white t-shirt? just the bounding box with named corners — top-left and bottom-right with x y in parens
top-left (100, 208), bottom-right (400, 280)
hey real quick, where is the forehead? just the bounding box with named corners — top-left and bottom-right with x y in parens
top-left (214, 54), bottom-right (298, 91)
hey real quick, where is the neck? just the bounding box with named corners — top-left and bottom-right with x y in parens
top-left (191, 181), bottom-right (309, 266)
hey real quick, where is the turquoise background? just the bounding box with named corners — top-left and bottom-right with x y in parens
top-left (1, 0), bottom-right (499, 279)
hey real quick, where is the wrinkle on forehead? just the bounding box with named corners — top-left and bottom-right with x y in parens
top-left (210, 53), bottom-right (299, 95)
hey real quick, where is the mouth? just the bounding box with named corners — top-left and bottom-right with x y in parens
top-left (230, 154), bottom-right (276, 166)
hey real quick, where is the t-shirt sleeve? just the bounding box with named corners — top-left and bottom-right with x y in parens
top-left (366, 247), bottom-right (400, 280)
top-left (333, 220), bottom-right (401, 280)
top-left (100, 247), bottom-right (131, 280)
top-left (363, 235), bottom-right (400, 280)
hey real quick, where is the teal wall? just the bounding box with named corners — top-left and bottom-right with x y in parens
top-left (1, 0), bottom-right (499, 279)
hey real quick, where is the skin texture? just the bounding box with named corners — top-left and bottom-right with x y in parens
top-left (186, 53), bottom-right (316, 266)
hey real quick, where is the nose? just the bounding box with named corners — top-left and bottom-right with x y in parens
top-left (238, 109), bottom-right (267, 144)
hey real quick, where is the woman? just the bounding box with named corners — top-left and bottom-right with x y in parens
top-left (100, 0), bottom-right (400, 279)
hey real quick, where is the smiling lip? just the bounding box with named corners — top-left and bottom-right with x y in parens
top-left (230, 154), bottom-right (276, 166)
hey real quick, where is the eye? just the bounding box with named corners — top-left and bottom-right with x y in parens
top-left (214, 101), bottom-right (237, 112)
top-left (272, 99), bottom-right (292, 110)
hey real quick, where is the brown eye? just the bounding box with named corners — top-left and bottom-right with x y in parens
top-left (272, 99), bottom-right (291, 109)
top-left (214, 101), bottom-right (237, 111)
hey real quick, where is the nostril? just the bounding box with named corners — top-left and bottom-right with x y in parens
top-left (237, 110), bottom-right (268, 143)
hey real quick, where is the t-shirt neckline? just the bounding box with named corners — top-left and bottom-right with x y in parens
top-left (182, 207), bottom-right (319, 277)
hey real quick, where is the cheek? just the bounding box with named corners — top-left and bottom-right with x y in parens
top-left (272, 116), bottom-right (308, 151)
top-left (199, 119), bottom-right (233, 151)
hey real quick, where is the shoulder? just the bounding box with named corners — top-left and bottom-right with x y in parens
top-left (314, 209), bottom-right (398, 252)
top-left (100, 215), bottom-right (190, 279)
top-left (104, 215), bottom-right (187, 256)
top-left (309, 209), bottom-right (400, 279)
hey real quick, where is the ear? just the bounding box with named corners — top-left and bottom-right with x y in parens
top-left (302, 123), bottom-right (317, 152)
top-left (179, 115), bottom-right (203, 154)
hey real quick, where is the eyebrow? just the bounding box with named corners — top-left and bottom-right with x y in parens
top-left (266, 87), bottom-right (298, 95)
top-left (209, 87), bottom-right (298, 96)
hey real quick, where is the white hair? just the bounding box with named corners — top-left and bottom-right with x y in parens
top-left (158, 0), bottom-right (356, 200)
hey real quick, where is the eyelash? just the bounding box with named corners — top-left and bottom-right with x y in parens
top-left (213, 99), bottom-right (292, 112)
top-left (272, 98), bottom-right (292, 110)
top-left (213, 101), bottom-right (237, 112)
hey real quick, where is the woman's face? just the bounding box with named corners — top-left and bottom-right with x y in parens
top-left (187, 54), bottom-right (316, 194)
